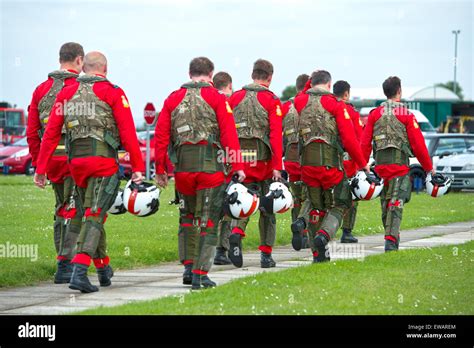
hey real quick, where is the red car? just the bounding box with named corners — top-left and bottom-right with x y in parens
top-left (118, 131), bottom-right (174, 178)
top-left (0, 137), bottom-right (34, 175)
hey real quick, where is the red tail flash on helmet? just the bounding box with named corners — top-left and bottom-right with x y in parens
top-left (127, 189), bottom-right (140, 215)
top-left (239, 195), bottom-right (259, 218)
top-left (276, 205), bottom-right (291, 214)
top-left (365, 183), bottom-right (376, 200)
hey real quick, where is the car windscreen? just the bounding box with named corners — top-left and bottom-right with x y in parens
top-left (424, 137), bottom-right (432, 150)
top-left (466, 137), bottom-right (474, 150)
top-left (12, 137), bottom-right (27, 146)
top-left (419, 122), bottom-right (435, 132)
top-left (434, 137), bottom-right (470, 156)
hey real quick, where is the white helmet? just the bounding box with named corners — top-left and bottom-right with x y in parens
top-left (351, 170), bottom-right (384, 200)
top-left (348, 177), bottom-right (357, 200)
top-left (108, 189), bottom-right (127, 215)
top-left (123, 180), bottom-right (160, 217)
top-left (224, 182), bottom-right (260, 219)
top-left (260, 181), bottom-right (294, 214)
top-left (425, 173), bottom-right (451, 197)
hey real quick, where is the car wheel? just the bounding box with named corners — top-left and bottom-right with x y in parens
top-left (25, 160), bottom-right (34, 176)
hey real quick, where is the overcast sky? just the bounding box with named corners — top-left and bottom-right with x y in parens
top-left (1, 0), bottom-right (472, 126)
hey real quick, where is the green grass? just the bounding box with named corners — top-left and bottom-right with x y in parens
top-left (0, 175), bottom-right (473, 288)
top-left (80, 241), bottom-right (474, 315)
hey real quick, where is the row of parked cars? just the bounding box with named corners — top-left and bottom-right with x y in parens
top-left (0, 131), bottom-right (175, 178)
top-left (362, 108), bottom-right (473, 191)
top-left (1, 115), bottom-right (473, 190)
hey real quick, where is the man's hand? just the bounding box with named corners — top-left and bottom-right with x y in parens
top-left (272, 170), bottom-right (282, 182)
top-left (362, 164), bottom-right (371, 173)
top-left (155, 173), bottom-right (168, 188)
top-left (132, 172), bottom-right (143, 184)
top-left (236, 170), bottom-right (246, 183)
top-left (429, 168), bottom-right (436, 176)
top-left (34, 173), bottom-right (47, 189)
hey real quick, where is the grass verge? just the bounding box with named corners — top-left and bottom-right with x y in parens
top-left (80, 241), bottom-right (474, 315)
top-left (0, 175), bottom-right (473, 287)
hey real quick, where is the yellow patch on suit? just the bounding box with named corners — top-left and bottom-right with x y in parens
top-left (413, 119), bottom-right (419, 129)
top-left (276, 105), bottom-right (282, 117)
top-left (344, 108), bottom-right (350, 120)
top-left (225, 101), bottom-right (233, 114)
top-left (121, 95), bottom-right (130, 108)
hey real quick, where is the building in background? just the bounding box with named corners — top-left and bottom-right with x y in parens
top-left (351, 86), bottom-right (474, 132)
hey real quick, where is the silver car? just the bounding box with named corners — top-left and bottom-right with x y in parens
top-left (437, 146), bottom-right (474, 191)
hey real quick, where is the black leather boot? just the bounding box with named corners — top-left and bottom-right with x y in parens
top-left (54, 259), bottom-right (73, 284)
top-left (228, 233), bottom-right (243, 268)
top-left (313, 234), bottom-right (330, 263)
top-left (260, 252), bottom-right (276, 268)
top-left (69, 263), bottom-right (99, 293)
top-left (384, 239), bottom-right (399, 252)
top-left (291, 217), bottom-right (306, 251)
top-left (97, 265), bottom-right (114, 287)
top-left (340, 229), bottom-right (358, 243)
top-left (214, 247), bottom-right (232, 265)
top-left (191, 273), bottom-right (216, 290)
top-left (183, 264), bottom-right (193, 285)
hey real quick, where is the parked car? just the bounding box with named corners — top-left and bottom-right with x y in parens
top-left (0, 137), bottom-right (34, 175)
top-left (118, 131), bottom-right (174, 178)
top-left (409, 134), bottom-right (474, 190)
top-left (359, 107), bottom-right (436, 134)
top-left (436, 146), bottom-right (474, 191)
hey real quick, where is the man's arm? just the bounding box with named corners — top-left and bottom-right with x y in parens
top-left (154, 99), bottom-right (172, 175)
top-left (349, 105), bottom-right (364, 141)
top-left (263, 93), bottom-right (283, 171)
top-left (111, 89), bottom-right (145, 174)
top-left (360, 110), bottom-right (376, 163)
top-left (401, 110), bottom-right (433, 172)
top-left (213, 92), bottom-right (244, 172)
top-left (35, 93), bottom-right (67, 176)
top-left (26, 88), bottom-right (42, 167)
top-left (324, 97), bottom-right (366, 169)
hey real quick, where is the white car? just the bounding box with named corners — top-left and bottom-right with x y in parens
top-left (409, 134), bottom-right (474, 190)
top-left (436, 146), bottom-right (474, 191)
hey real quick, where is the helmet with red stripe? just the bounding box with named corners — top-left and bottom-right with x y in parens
top-left (123, 180), bottom-right (160, 217)
top-left (224, 181), bottom-right (260, 219)
top-left (425, 173), bottom-right (451, 198)
top-left (351, 170), bottom-right (384, 200)
top-left (108, 189), bottom-right (127, 215)
top-left (259, 181), bottom-right (294, 214)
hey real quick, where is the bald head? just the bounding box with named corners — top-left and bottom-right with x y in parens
top-left (83, 51), bottom-right (107, 75)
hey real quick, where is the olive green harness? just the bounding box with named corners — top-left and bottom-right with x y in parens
top-left (64, 75), bottom-right (120, 160)
top-left (373, 100), bottom-right (413, 166)
top-left (299, 87), bottom-right (344, 169)
top-left (170, 82), bottom-right (223, 173)
top-left (38, 70), bottom-right (78, 156)
top-left (282, 100), bottom-right (300, 162)
top-left (233, 84), bottom-right (272, 162)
